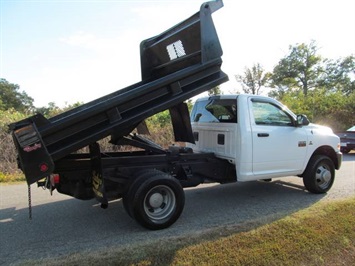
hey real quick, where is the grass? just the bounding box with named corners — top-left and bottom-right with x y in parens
top-left (25, 196), bottom-right (355, 266)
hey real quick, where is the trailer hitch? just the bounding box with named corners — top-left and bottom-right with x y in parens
top-left (37, 174), bottom-right (60, 195)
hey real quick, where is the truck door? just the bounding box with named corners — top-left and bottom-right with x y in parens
top-left (249, 98), bottom-right (308, 177)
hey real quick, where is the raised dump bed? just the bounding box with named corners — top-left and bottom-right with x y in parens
top-left (10, 0), bottom-right (228, 185)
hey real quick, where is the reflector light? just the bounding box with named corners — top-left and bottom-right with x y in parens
top-left (53, 174), bottom-right (60, 184)
top-left (39, 163), bottom-right (48, 172)
top-left (50, 174), bottom-right (60, 187)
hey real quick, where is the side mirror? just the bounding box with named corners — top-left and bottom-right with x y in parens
top-left (296, 114), bottom-right (310, 126)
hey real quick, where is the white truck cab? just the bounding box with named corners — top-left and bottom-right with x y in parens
top-left (189, 94), bottom-right (342, 191)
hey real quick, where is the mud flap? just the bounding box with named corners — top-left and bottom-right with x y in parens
top-left (89, 143), bottom-right (108, 207)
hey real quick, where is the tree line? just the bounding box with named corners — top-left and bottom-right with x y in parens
top-left (235, 41), bottom-right (354, 130)
top-left (1, 40), bottom-right (354, 130)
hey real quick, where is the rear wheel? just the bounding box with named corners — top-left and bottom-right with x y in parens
top-left (123, 171), bottom-right (185, 230)
top-left (122, 169), bottom-right (161, 218)
top-left (303, 155), bottom-right (335, 194)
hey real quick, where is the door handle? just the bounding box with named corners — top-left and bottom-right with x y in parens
top-left (257, 133), bottom-right (269, 137)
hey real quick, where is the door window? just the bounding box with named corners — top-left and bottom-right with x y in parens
top-left (252, 101), bottom-right (293, 126)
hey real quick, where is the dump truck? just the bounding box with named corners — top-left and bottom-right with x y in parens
top-left (9, 0), bottom-right (342, 230)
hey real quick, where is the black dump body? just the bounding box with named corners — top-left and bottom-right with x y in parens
top-left (9, 0), bottom-right (228, 185)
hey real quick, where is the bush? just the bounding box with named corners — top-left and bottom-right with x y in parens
top-left (0, 172), bottom-right (24, 182)
top-left (0, 109), bottom-right (27, 181)
top-left (280, 90), bottom-right (355, 131)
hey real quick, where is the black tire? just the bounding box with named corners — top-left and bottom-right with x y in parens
top-left (129, 173), bottom-right (185, 230)
top-left (303, 155), bottom-right (335, 194)
top-left (123, 169), bottom-right (162, 218)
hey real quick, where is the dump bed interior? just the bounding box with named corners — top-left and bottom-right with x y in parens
top-left (10, 0), bottom-right (228, 184)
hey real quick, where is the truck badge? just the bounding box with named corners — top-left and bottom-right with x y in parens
top-left (298, 141), bottom-right (307, 147)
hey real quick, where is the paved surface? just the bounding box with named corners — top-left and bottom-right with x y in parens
top-left (1, 153), bottom-right (354, 265)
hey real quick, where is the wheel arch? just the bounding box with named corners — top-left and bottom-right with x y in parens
top-left (305, 145), bottom-right (340, 174)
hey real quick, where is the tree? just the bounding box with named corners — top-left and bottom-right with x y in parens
top-left (0, 79), bottom-right (34, 113)
top-left (269, 41), bottom-right (322, 97)
top-left (319, 55), bottom-right (355, 95)
top-left (35, 102), bottom-right (60, 117)
top-left (235, 63), bottom-right (269, 95)
top-left (263, 41), bottom-right (355, 130)
top-left (208, 86), bottom-right (222, 96)
top-left (35, 101), bottom-right (84, 118)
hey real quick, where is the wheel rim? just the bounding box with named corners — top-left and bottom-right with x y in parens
top-left (315, 163), bottom-right (332, 190)
top-left (143, 185), bottom-right (176, 222)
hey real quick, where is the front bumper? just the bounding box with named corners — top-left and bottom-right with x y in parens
top-left (340, 142), bottom-right (355, 149)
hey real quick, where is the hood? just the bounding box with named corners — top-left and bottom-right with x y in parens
top-left (305, 123), bottom-right (340, 152)
top-left (306, 123), bottom-right (334, 135)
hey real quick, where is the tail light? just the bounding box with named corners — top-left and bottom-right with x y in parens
top-left (50, 174), bottom-right (60, 187)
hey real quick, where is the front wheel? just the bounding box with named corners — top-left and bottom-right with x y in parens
top-left (124, 172), bottom-right (185, 230)
top-left (303, 155), bottom-right (335, 194)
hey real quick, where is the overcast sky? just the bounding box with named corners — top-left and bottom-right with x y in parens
top-left (1, 0), bottom-right (354, 107)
